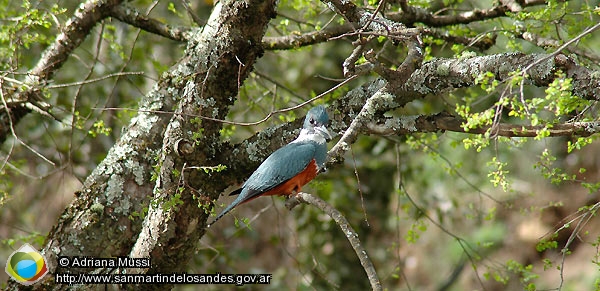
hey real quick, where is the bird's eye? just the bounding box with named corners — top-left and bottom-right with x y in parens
top-left (309, 118), bottom-right (316, 125)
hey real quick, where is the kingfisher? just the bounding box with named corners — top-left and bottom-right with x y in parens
top-left (208, 106), bottom-right (332, 227)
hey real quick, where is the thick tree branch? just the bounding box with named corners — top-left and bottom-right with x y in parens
top-left (387, 0), bottom-right (546, 27)
top-left (390, 4), bottom-right (508, 27)
top-left (366, 113), bottom-right (600, 137)
top-left (286, 192), bottom-right (382, 291)
top-left (32, 0), bottom-right (123, 80)
top-left (325, 52), bottom-right (600, 166)
top-left (262, 23), bottom-right (496, 51)
top-left (396, 53), bottom-right (600, 104)
top-left (215, 53), bottom-right (600, 175)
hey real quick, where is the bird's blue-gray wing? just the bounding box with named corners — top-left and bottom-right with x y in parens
top-left (243, 141), bottom-right (317, 196)
top-left (208, 142), bottom-right (317, 226)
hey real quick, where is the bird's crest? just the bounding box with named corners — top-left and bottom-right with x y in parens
top-left (303, 105), bottom-right (329, 128)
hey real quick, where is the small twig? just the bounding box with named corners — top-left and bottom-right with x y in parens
top-left (287, 192), bottom-right (382, 291)
top-left (351, 146), bottom-right (369, 226)
top-left (99, 75), bottom-right (358, 126)
top-left (180, 0), bottom-right (205, 26)
top-left (343, 40), bottom-right (368, 77)
top-left (0, 79), bottom-right (56, 166)
top-left (522, 22), bottom-right (600, 73)
top-left (46, 71), bottom-right (147, 89)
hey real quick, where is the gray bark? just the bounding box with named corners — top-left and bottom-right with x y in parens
top-left (8, 0), bottom-right (277, 290)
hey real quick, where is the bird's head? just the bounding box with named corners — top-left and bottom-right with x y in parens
top-left (303, 105), bottom-right (332, 142)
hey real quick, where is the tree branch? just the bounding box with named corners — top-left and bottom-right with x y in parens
top-left (387, 0), bottom-right (546, 27)
top-left (396, 53), bottom-right (600, 104)
top-left (0, 0), bottom-right (124, 144)
top-left (366, 113), bottom-right (600, 137)
top-left (520, 31), bottom-right (600, 64)
top-left (286, 192), bottom-right (382, 291)
top-left (262, 24), bottom-right (353, 50)
top-left (422, 27), bottom-right (496, 51)
top-left (109, 4), bottom-right (191, 42)
top-left (330, 27), bottom-right (424, 163)
top-left (322, 0), bottom-right (417, 40)
top-left (325, 52), bottom-right (600, 166)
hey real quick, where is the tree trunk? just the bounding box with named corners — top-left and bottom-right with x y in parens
top-left (10, 1), bottom-right (277, 290)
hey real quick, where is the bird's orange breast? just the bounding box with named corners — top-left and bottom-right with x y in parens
top-left (261, 159), bottom-right (318, 197)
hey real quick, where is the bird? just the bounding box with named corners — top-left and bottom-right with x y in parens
top-left (207, 105), bottom-right (332, 227)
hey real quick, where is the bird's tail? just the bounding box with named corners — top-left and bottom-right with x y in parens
top-left (206, 193), bottom-right (246, 228)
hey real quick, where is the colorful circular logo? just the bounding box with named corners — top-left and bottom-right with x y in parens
top-left (5, 243), bottom-right (49, 286)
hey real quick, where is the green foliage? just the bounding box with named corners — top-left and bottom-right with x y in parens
top-left (278, 110), bottom-right (297, 123)
top-left (102, 25), bottom-right (126, 61)
top-left (407, 0), bottom-right (431, 8)
top-left (0, 171), bottom-right (13, 208)
top-left (152, 191), bottom-right (184, 212)
top-left (483, 268), bottom-right (509, 285)
top-left (199, 198), bottom-right (215, 215)
top-left (405, 219), bottom-right (427, 243)
top-left (0, 0), bottom-right (65, 69)
top-left (487, 157), bottom-right (511, 192)
top-left (581, 181), bottom-right (600, 193)
top-left (568, 136), bottom-right (595, 153)
top-left (1, 232), bottom-right (46, 249)
top-left (88, 120), bottom-right (112, 137)
top-left (274, 0), bottom-right (325, 35)
top-left (533, 149), bottom-right (577, 185)
top-left (234, 217), bottom-right (252, 229)
top-left (474, 71), bottom-right (499, 93)
top-left (150, 153), bottom-right (162, 182)
top-left (167, 2), bottom-right (184, 19)
top-left (190, 117), bottom-right (205, 144)
top-left (129, 206), bottom-right (149, 221)
top-left (506, 259), bottom-right (539, 287)
top-left (536, 237), bottom-right (558, 252)
top-left (219, 124), bottom-right (236, 139)
top-left (508, 0), bottom-right (597, 49)
top-left (0, 189), bottom-right (7, 207)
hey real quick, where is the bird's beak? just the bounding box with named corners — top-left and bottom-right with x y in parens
top-left (315, 125), bottom-right (332, 142)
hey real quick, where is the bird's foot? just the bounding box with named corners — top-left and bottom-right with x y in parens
top-left (285, 192), bottom-right (302, 210)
